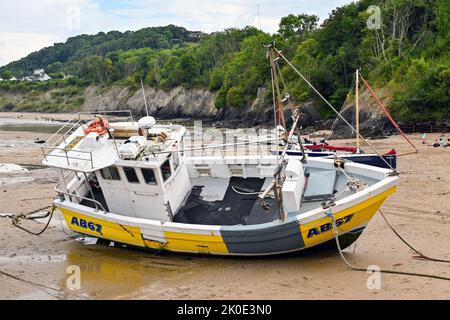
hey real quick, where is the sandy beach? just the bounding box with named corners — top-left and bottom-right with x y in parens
top-left (0, 121), bottom-right (449, 300)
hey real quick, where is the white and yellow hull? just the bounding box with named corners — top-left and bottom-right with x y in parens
top-left (57, 182), bottom-right (397, 256)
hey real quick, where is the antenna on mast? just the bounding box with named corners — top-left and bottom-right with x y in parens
top-left (140, 78), bottom-right (149, 117)
top-left (256, 0), bottom-right (262, 30)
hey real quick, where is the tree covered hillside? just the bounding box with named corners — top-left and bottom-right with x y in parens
top-left (0, 0), bottom-right (448, 122)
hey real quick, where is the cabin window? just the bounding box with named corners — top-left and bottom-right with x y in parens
top-left (172, 151), bottom-right (180, 171)
top-left (123, 167), bottom-right (139, 184)
top-left (100, 166), bottom-right (121, 181)
top-left (161, 159), bottom-right (172, 182)
top-left (141, 168), bottom-right (157, 185)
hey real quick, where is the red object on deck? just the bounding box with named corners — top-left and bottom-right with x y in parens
top-left (304, 144), bottom-right (357, 153)
top-left (384, 149), bottom-right (397, 155)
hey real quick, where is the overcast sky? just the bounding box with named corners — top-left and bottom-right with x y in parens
top-left (0, 0), bottom-right (353, 67)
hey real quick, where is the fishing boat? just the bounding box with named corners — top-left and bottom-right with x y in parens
top-left (40, 112), bottom-right (398, 255)
top-left (38, 44), bottom-right (399, 256)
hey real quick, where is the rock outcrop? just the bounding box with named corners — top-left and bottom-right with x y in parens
top-left (0, 83), bottom-right (395, 133)
top-left (329, 87), bottom-right (395, 138)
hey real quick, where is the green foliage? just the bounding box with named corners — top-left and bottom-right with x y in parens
top-left (217, 32), bottom-right (272, 108)
top-left (278, 0), bottom-right (449, 121)
top-left (1, 70), bottom-right (12, 79)
top-left (48, 72), bottom-right (64, 79)
top-left (46, 62), bottom-right (63, 73)
top-left (278, 14), bottom-right (319, 40)
top-left (0, 25), bottom-right (195, 77)
top-left (209, 68), bottom-right (225, 90)
top-left (390, 58), bottom-right (450, 121)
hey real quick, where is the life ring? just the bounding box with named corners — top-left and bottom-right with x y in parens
top-left (84, 116), bottom-right (109, 136)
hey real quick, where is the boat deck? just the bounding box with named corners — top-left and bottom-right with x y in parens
top-left (172, 169), bottom-right (378, 226)
top-left (78, 168), bottom-right (378, 226)
top-left (173, 177), bottom-right (279, 226)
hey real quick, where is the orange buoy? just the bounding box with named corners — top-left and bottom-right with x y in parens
top-left (84, 117), bottom-right (109, 136)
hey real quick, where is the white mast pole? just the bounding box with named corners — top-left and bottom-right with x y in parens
top-left (140, 78), bottom-right (149, 117)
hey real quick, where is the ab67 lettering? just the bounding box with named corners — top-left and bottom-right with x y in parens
top-left (71, 216), bottom-right (102, 233)
top-left (307, 214), bottom-right (354, 238)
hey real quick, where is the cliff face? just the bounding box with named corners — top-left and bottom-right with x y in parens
top-left (0, 85), bottom-right (220, 119)
top-left (82, 85), bottom-right (219, 119)
top-left (0, 84), bottom-right (392, 132)
top-left (329, 87), bottom-right (395, 138)
top-left (0, 84), bottom-right (275, 126)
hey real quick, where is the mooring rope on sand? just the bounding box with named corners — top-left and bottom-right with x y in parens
top-left (0, 269), bottom-right (61, 297)
top-left (0, 205), bottom-right (61, 296)
top-left (10, 205), bottom-right (56, 236)
top-left (378, 209), bottom-right (450, 264)
top-left (324, 208), bottom-right (450, 281)
top-left (0, 205), bottom-right (53, 220)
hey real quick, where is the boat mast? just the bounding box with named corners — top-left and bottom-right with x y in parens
top-left (140, 78), bottom-right (150, 117)
top-left (355, 69), bottom-right (360, 151)
top-left (267, 43), bottom-right (286, 130)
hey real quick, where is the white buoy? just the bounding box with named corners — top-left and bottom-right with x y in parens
top-left (138, 116), bottom-right (156, 129)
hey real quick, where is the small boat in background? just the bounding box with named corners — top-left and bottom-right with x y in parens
top-left (34, 138), bottom-right (46, 144)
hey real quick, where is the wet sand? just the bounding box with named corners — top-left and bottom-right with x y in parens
top-left (0, 127), bottom-right (449, 300)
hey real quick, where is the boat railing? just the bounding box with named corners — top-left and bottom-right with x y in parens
top-left (55, 187), bottom-right (107, 213)
top-left (41, 110), bottom-right (134, 168)
top-left (41, 146), bottom-right (95, 168)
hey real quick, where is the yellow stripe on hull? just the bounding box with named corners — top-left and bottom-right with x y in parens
top-left (61, 208), bottom-right (145, 247)
top-left (161, 231), bottom-right (229, 254)
top-left (300, 186), bottom-right (397, 247)
top-left (59, 186), bottom-right (396, 255)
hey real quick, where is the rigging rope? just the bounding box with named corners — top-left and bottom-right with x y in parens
top-left (329, 76), bottom-right (357, 134)
top-left (360, 75), bottom-right (418, 156)
top-left (324, 207), bottom-right (450, 281)
top-left (367, 102), bottom-right (389, 137)
top-left (274, 47), bottom-right (397, 172)
top-left (275, 59), bottom-right (289, 103)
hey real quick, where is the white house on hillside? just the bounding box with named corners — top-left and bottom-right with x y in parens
top-left (17, 69), bottom-right (52, 82)
top-left (33, 69), bottom-right (52, 81)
